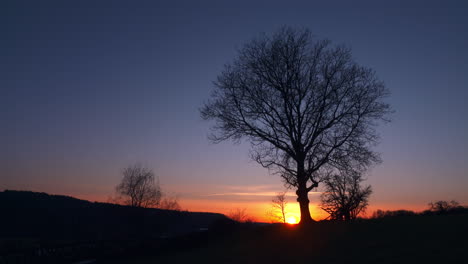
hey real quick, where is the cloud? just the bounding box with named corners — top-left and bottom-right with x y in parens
top-left (206, 192), bottom-right (287, 197)
top-left (167, 183), bottom-right (321, 202)
top-left (205, 191), bottom-right (321, 197)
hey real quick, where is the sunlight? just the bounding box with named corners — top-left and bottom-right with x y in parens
top-left (286, 215), bottom-right (298, 224)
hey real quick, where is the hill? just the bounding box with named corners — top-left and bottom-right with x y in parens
top-left (0, 190), bottom-right (230, 263)
top-left (0, 190), bottom-right (227, 241)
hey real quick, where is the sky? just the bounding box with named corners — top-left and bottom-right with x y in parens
top-left (1, 0), bottom-right (467, 221)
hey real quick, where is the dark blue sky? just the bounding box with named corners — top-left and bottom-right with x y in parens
top-left (1, 0), bottom-right (467, 215)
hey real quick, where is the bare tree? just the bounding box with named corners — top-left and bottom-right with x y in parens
top-left (227, 208), bottom-right (254, 223)
top-left (115, 164), bottom-right (181, 210)
top-left (269, 191), bottom-right (288, 223)
top-left (320, 170), bottom-right (372, 221)
top-left (116, 164), bottom-right (162, 208)
top-left (201, 27), bottom-right (390, 224)
top-left (159, 195), bottom-right (181, 211)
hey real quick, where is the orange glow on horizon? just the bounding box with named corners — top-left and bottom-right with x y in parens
top-left (73, 193), bottom-right (431, 223)
top-left (180, 198), bottom-right (328, 222)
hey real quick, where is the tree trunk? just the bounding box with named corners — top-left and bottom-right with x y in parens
top-left (297, 187), bottom-right (313, 224)
top-left (344, 211), bottom-right (351, 221)
top-left (296, 161), bottom-right (313, 224)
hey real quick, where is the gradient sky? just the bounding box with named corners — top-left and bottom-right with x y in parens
top-left (1, 0), bottom-right (467, 221)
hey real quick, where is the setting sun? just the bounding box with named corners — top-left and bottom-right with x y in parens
top-left (286, 216), bottom-right (298, 224)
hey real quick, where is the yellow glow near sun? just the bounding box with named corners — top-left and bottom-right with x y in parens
top-left (286, 215), bottom-right (298, 224)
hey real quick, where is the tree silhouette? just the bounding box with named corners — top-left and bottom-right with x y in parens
top-left (268, 191), bottom-right (288, 223)
top-left (115, 164), bottom-right (180, 210)
top-left (201, 27), bottom-right (391, 224)
top-left (159, 195), bottom-right (182, 211)
top-left (116, 164), bottom-right (162, 208)
top-left (320, 170), bottom-right (372, 220)
top-left (227, 208), bottom-right (254, 223)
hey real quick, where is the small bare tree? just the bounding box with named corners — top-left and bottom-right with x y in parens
top-left (320, 170), bottom-right (372, 221)
top-left (115, 164), bottom-right (180, 210)
top-left (227, 208), bottom-right (254, 223)
top-left (159, 195), bottom-right (181, 211)
top-left (269, 192), bottom-right (288, 223)
top-left (116, 164), bottom-right (162, 208)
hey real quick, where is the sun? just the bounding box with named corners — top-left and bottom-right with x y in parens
top-left (286, 215), bottom-right (298, 224)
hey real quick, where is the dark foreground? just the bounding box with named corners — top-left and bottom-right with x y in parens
top-left (104, 214), bottom-right (467, 264)
top-left (1, 191), bottom-right (467, 264)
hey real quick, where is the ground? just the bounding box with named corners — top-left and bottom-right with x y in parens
top-left (103, 214), bottom-right (467, 264)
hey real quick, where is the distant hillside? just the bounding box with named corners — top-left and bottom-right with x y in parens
top-left (0, 190), bottom-right (227, 241)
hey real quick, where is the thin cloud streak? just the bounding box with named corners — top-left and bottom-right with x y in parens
top-left (205, 192), bottom-right (321, 197)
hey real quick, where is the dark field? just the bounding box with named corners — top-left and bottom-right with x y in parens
top-left (106, 214), bottom-right (467, 264)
